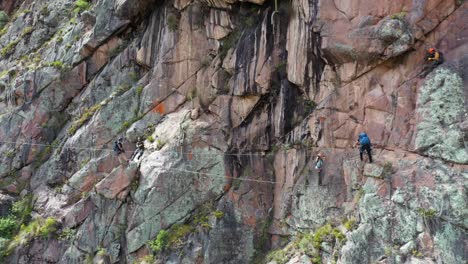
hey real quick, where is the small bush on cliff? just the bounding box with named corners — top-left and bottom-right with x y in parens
top-left (0, 217), bottom-right (18, 239)
top-left (74, 0), bottom-right (90, 14)
top-left (45, 61), bottom-right (64, 69)
top-left (6, 217), bottom-right (58, 254)
top-left (68, 104), bottom-right (102, 135)
top-left (58, 228), bottom-right (75, 240)
top-left (22, 26), bottom-right (34, 36)
top-left (1, 39), bottom-right (20, 57)
top-left (219, 30), bottom-right (241, 59)
top-left (343, 217), bottom-right (356, 231)
top-left (0, 11), bottom-right (9, 30)
top-left (12, 195), bottom-right (33, 224)
top-left (390, 12), bottom-right (407, 21)
top-left (213, 210), bottom-right (224, 219)
top-left (167, 14), bottom-right (178, 32)
top-left (149, 229), bottom-right (169, 252)
top-left (304, 100), bottom-right (316, 115)
top-left (418, 208), bottom-right (436, 218)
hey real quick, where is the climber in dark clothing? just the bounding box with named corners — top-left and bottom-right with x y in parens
top-left (130, 137), bottom-right (145, 161)
top-left (113, 138), bottom-right (124, 155)
top-left (314, 152), bottom-right (325, 185)
top-left (357, 132), bottom-right (373, 163)
top-left (421, 48), bottom-right (444, 77)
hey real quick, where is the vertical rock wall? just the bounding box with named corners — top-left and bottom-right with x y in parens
top-left (0, 0), bottom-right (466, 263)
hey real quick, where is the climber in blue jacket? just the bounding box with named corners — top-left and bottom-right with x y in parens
top-left (356, 132), bottom-right (373, 163)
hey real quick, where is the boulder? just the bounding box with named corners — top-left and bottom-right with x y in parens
top-left (363, 163), bottom-right (384, 178)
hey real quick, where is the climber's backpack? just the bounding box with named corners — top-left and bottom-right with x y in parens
top-left (359, 134), bottom-right (371, 145)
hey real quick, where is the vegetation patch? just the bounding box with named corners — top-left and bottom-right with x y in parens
top-left (74, 0), bottom-right (90, 14)
top-left (136, 86), bottom-right (144, 96)
top-left (418, 208), bottom-right (436, 218)
top-left (148, 229), bottom-right (169, 252)
top-left (1, 39), bottom-right (20, 57)
top-left (304, 100), bottom-right (316, 115)
top-left (0, 11), bottom-right (9, 30)
top-left (390, 12), bottom-right (407, 21)
top-left (1, 25), bottom-right (35, 57)
top-left (22, 26), bottom-right (34, 36)
top-left (0, 217), bottom-right (17, 239)
top-left (383, 161), bottom-right (393, 177)
top-left (45, 61), bottom-right (64, 69)
top-left (167, 14), bottom-right (179, 32)
top-left (147, 202), bottom-right (222, 257)
top-left (34, 139), bottom-right (61, 168)
top-left (343, 217), bottom-right (357, 231)
top-left (6, 217), bottom-right (58, 254)
top-left (0, 196), bottom-right (59, 257)
top-left (68, 104), bottom-right (103, 135)
top-left (213, 210), bottom-right (224, 219)
top-left (219, 29), bottom-right (241, 59)
top-left (146, 135), bottom-right (155, 143)
top-left (265, 222), bottom-right (346, 264)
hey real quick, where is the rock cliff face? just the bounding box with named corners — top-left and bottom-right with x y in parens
top-left (0, 0), bottom-right (466, 263)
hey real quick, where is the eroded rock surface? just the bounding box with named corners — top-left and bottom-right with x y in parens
top-left (0, 0), bottom-right (466, 263)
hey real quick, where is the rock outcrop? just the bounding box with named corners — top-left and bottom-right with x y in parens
top-left (0, 0), bottom-right (466, 263)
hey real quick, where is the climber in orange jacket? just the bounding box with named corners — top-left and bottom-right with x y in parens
top-left (421, 48), bottom-right (444, 77)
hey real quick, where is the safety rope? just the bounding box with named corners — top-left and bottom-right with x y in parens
top-left (0, 140), bottom-right (363, 187)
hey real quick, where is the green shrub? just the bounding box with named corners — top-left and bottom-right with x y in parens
top-left (219, 30), bottom-right (240, 59)
top-left (0, 217), bottom-right (18, 239)
top-left (167, 14), bottom-right (178, 32)
top-left (136, 86), bottom-right (143, 96)
top-left (390, 12), bottom-right (407, 20)
top-left (0, 11), bottom-right (9, 29)
top-left (74, 0), bottom-right (90, 13)
top-left (266, 249), bottom-right (289, 264)
top-left (332, 228), bottom-right (346, 242)
top-left (146, 135), bottom-right (155, 143)
top-left (6, 217), bottom-right (58, 254)
top-left (122, 121), bottom-right (131, 130)
top-left (1, 39), bottom-right (19, 57)
top-left (38, 217), bottom-right (57, 238)
top-left (412, 249), bottom-right (423, 257)
top-left (311, 256), bottom-right (322, 264)
top-left (312, 223), bottom-right (332, 248)
top-left (22, 26), bottom-right (34, 36)
top-left (418, 208), bottom-right (436, 218)
top-left (148, 229), bottom-right (169, 252)
top-left (304, 100), bottom-right (316, 115)
top-left (213, 210), bottom-right (224, 219)
top-left (46, 61), bottom-right (64, 69)
top-left (5, 150), bottom-right (15, 158)
top-left (40, 6), bottom-right (50, 17)
top-left (68, 104), bottom-right (102, 135)
top-left (11, 196), bottom-right (32, 224)
top-left (0, 26), bottom-right (8, 38)
top-left (59, 228), bottom-right (75, 240)
top-left (343, 217), bottom-right (356, 231)
top-left (114, 84), bottom-right (132, 96)
top-left (166, 224), bottom-right (193, 249)
top-left (155, 139), bottom-right (166, 150)
top-left (129, 72), bottom-right (139, 82)
top-left (97, 247), bottom-right (107, 256)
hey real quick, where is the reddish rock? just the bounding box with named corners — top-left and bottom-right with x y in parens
top-left (63, 197), bottom-right (95, 228)
top-left (95, 165), bottom-right (137, 200)
top-left (416, 232), bottom-right (434, 256)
